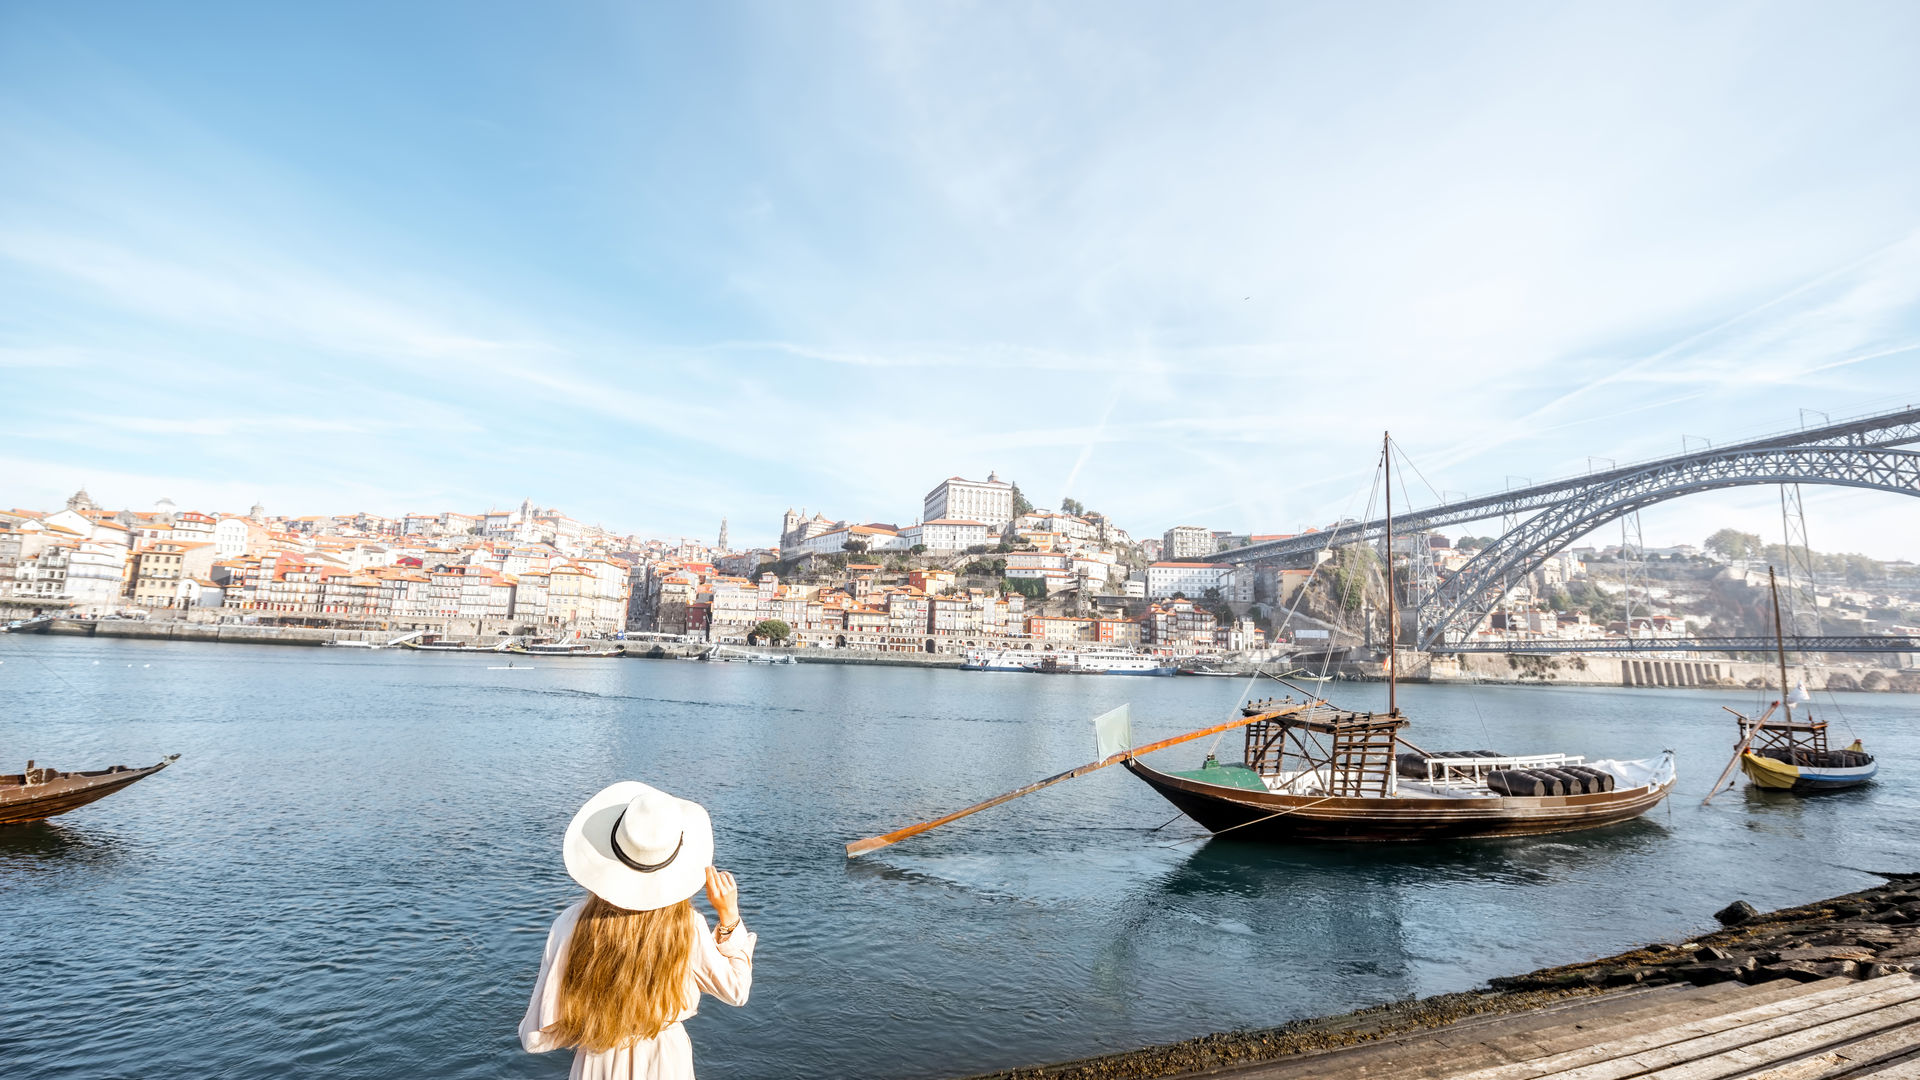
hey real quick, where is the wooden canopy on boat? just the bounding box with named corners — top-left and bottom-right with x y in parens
top-left (1241, 697), bottom-right (1409, 798)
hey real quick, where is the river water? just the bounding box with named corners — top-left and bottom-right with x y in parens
top-left (2, 635), bottom-right (1915, 1078)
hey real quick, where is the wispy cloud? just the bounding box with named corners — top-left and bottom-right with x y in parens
top-left (2, 2), bottom-right (1917, 554)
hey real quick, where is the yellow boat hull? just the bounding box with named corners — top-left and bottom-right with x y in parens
top-left (1739, 752), bottom-right (1802, 790)
top-left (1739, 751), bottom-right (1876, 792)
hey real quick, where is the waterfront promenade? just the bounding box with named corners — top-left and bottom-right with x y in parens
top-left (19, 616), bottom-right (1919, 690)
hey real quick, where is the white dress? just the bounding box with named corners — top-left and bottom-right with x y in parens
top-left (520, 901), bottom-right (757, 1080)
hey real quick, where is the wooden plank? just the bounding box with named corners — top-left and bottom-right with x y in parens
top-left (1398, 982), bottom-right (1856, 1080)
top-left (1226, 981), bottom-right (1854, 1080)
top-left (1680, 1017), bottom-right (1920, 1080)
top-left (1228, 988), bottom-right (1695, 1080)
top-left (1850, 1054), bottom-right (1920, 1078)
top-left (1342, 985), bottom-right (1815, 1080)
top-left (1627, 997), bottom-right (1920, 1080)
top-left (1441, 977), bottom-right (1920, 1080)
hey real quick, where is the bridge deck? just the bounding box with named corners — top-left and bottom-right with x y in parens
top-left (1437, 636), bottom-right (1920, 655)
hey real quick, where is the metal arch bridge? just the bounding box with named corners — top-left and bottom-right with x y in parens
top-left (1206, 404), bottom-right (1920, 650)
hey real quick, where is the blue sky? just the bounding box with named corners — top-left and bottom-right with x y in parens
top-left (4, 2), bottom-right (1918, 555)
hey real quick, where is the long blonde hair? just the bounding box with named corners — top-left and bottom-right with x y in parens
top-left (547, 893), bottom-right (698, 1051)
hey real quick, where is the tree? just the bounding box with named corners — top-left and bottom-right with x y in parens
top-left (749, 619), bottom-right (791, 645)
top-left (1705, 529), bottom-right (1763, 561)
top-left (1004, 577), bottom-right (1046, 599)
top-left (1011, 482), bottom-right (1034, 517)
top-left (842, 539), bottom-right (869, 554)
top-left (910, 544), bottom-right (928, 554)
top-left (1060, 497), bottom-right (1084, 516)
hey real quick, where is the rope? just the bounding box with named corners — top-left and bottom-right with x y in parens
top-left (1, 625), bottom-right (89, 697)
top-left (1159, 795), bottom-right (1338, 848)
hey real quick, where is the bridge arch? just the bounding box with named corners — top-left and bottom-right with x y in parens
top-left (1416, 446), bottom-right (1920, 649)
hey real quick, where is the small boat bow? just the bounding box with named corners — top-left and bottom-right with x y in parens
top-left (1, 754), bottom-right (180, 825)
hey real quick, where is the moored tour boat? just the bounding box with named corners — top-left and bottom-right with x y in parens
top-left (961, 648), bottom-right (1032, 672)
top-left (1, 755), bottom-right (180, 825)
top-left (1126, 432), bottom-right (1675, 843)
top-left (1124, 698), bottom-right (1676, 842)
top-left (513, 640), bottom-right (623, 657)
top-left (402, 635), bottom-right (513, 653)
top-left (1025, 648), bottom-right (1180, 676)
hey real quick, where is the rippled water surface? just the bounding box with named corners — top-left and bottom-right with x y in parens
top-left (3, 636), bottom-right (1917, 1078)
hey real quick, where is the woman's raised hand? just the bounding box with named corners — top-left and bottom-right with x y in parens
top-left (705, 866), bottom-right (740, 927)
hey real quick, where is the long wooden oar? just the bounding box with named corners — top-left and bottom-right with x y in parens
top-left (844, 701), bottom-right (1319, 858)
top-left (1702, 702), bottom-right (1776, 805)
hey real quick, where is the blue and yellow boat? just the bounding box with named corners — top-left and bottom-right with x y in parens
top-left (1707, 567), bottom-right (1878, 801)
top-left (1739, 731), bottom-right (1876, 792)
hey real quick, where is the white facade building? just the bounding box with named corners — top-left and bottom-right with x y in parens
top-left (66, 541), bottom-right (129, 614)
top-left (1163, 526), bottom-right (1215, 560)
top-left (902, 519), bottom-right (990, 552)
top-left (923, 474), bottom-right (1015, 531)
top-left (1145, 561), bottom-right (1234, 600)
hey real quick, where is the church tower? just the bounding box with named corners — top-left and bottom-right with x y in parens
top-left (718, 517), bottom-right (730, 551)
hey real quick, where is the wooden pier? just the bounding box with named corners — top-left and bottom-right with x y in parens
top-left (1212, 973), bottom-right (1920, 1080)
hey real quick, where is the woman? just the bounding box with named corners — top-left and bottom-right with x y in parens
top-left (521, 781), bottom-right (756, 1079)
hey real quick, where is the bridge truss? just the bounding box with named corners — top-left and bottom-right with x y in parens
top-left (1211, 405), bottom-right (1920, 651)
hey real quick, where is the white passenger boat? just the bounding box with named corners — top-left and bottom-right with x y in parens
top-left (961, 648), bottom-right (1033, 672)
top-left (1027, 649), bottom-right (1180, 677)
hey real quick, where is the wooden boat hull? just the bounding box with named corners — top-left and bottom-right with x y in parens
top-left (1124, 758), bottom-right (1674, 843)
top-left (0, 756), bottom-right (178, 825)
top-left (1739, 751), bottom-right (1877, 793)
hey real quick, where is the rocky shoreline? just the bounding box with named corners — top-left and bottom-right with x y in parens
top-left (968, 874), bottom-right (1920, 1080)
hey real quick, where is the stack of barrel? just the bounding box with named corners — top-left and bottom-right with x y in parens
top-left (1486, 765), bottom-right (1616, 796)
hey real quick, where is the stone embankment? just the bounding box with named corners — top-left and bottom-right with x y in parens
top-left (24, 619), bottom-right (965, 666)
top-left (972, 875), bottom-right (1920, 1080)
top-left (21, 619), bottom-right (1918, 687)
top-left (1424, 651), bottom-right (1920, 693)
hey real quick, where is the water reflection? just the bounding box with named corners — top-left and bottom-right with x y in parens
top-left (1157, 815), bottom-right (1672, 895)
top-left (0, 820), bottom-right (125, 875)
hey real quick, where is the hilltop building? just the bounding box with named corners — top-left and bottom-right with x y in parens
top-left (1163, 525), bottom-right (1214, 560)
top-left (923, 473), bottom-right (1014, 531)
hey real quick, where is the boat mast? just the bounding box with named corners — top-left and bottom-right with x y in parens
top-left (1384, 431), bottom-right (1396, 715)
top-left (1768, 566), bottom-right (1791, 724)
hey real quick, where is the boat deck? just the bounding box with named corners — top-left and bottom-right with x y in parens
top-left (1210, 973), bottom-right (1920, 1080)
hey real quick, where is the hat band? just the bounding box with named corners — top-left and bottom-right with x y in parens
top-left (609, 810), bottom-right (684, 874)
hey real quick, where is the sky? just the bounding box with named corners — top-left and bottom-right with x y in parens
top-left (3, 2), bottom-right (1918, 556)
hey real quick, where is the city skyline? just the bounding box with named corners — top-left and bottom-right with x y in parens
top-left (5, 3), bottom-right (1918, 555)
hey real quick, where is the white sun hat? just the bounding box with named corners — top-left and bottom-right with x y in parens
top-left (563, 781), bottom-right (714, 912)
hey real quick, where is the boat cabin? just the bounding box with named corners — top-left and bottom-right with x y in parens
top-left (1241, 697), bottom-right (1406, 797)
top-left (1235, 698), bottom-right (1612, 800)
top-left (1738, 711), bottom-right (1869, 770)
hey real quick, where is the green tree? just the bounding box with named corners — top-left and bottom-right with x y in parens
top-left (1705, 528), bottom-right (1762, 560)
top-left (749, 619), bottom-right (791, 644)
top-left (842, 539), bottom-right (869, 554)
top-left (909, 544), bottom-right (928, 554)
top-left (1060, 497), bottom-right (1084, 516)
top-left (1329, 545), bottom-right (1378, 611)
top-left (1011, 483), bottom-right (1034, 516)
top-left (1004, 577), bottom-right (1046, 599)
